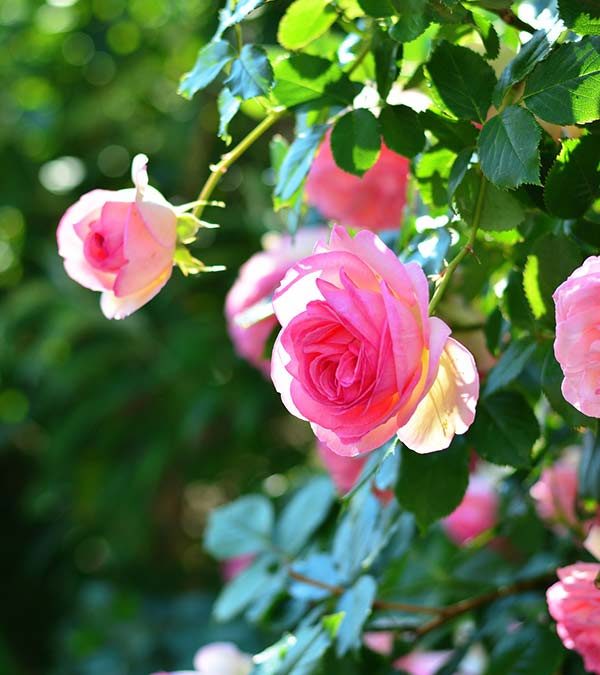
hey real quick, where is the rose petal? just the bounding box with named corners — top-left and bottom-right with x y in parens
top-left (397, 337), bottom-right (479, 453)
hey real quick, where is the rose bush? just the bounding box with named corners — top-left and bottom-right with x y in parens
top-left (271, 226), bottom-right (479, 456)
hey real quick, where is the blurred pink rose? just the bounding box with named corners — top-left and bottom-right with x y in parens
top-left (443, 475), bottom-right (498, 546)
top-left (394, 650), bottom-right (452, 675)
top-left (225, 227), bottom-right (329, 374)
top-left (530, 458), bottom-right (580, 531)
top-left (193, 642), bottom-right (253, 675)
top-left (221, 554), bottom-right (254, 582)
top-left (57, 154), bottom-right (177, 319)
top-left (317, 440), bottom-right (366, 493)
top-left (305, 132), bottom-right (410, 232)
top-left (271, 226), bottom-right (479, 456)
top-left (547, 563), bottom-right (600, 674)
top-left (364, 631), bottom-right (394, 655)
top-left (554, 256), bottom-right (600, 417)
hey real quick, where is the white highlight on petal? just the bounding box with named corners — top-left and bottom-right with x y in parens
top-left (131, 153), bottom-right (149, 199)
top-left (397, 337), bottom-right (479, 453)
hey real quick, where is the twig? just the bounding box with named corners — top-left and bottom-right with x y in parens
top-left (411, 573), bottom-right (556, 637)
top-left (288, 570), bottom-right (441, 615)
top-left (491, 9), bottom-right (537, 35)
top-left (429, 172), bottom-right (487, 314)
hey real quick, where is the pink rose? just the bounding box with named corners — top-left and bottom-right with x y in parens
top-left (271, 226), bottom-right (479, 456)
top-left (393, 651), bottom-right (452, 675)
top-left (317, 440), bottom-right (367, 493)
top-left (530, 457), bottom-right (580, 531)
top-left (554, 256), bottom-right (600, 417)
top-left (225, 227), bottom-right (329, 374)
top-left (305, 132), bottom-right (410, 232)
top-left (364, 631), bottom-right (394, 655)
top-left (547, 563), bottom-right (600, 674)
top-left (221, 554), bottom-right (254, 582)
top-left (193, 643), bottom-right (252, 675)
top-left (443, 475), bottom-right (498, 546)
top-left (57, 154), bottom-right (177, 319)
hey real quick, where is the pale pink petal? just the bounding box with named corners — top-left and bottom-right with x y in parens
top-left (397, 337), bottom-right (479, 453)
top-left (100, 266), bottom-right (172, 319)
top-left (131, 153), bottom-right (149, 198)
top-left (114, 204), bottom-right (175, 297)
top-left (270, 332), bottom-right (307, 421)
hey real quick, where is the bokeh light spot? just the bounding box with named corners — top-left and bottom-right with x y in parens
top-left (39, 156), bottom-right (86, 194)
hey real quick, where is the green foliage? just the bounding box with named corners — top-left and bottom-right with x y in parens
top-left (523, 37), bottom-right (600, 125)
top-left (427, 41), bottom-right (497, 122)
top-left (226, 45), bottom-right (274, 100)
top-left (277, 0), bottom-right (338, 50)
top-left (205, 495), bottom-right (275, 558)
top-left (395, 441), bottom-right (469, 529)
top-left (544, 134), bottom-right (600, 218)
top-left (179, 40), bottom-right (236, 98)
top-left (331, 109), bottom-right (381, 176)
top-left (379, 105), bottom-right (425, 157)
top-left (558, 0), bottom-right (600, 36)
top-left (469, 392), bottom-right (539, 467)
top-left (335, 576), bottom-right (377, 655)
top-left (478, 105), bottom-right (541, 189)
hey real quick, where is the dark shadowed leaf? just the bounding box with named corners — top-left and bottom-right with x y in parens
top-left (331, 109), bottom-right (381, 176)
top-left (379, 105), bottom-right (425, 157)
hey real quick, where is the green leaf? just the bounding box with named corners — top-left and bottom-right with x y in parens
top-left (427, 41), bottom-right (497, 122)
top-left (357, 0), bottom-right (395, 16)
top-left (484, 337), bottom-right (537, 396)
top-left (225, 44), bottom-right (273, 100)
top-left (277, 0), bottom-right (338, 50)
top-left (541, 344), bottom-right (592, 427)
top-left (275, 475), bottom-right (335, 555)
top-left (178, 40), bottom-right (235, 99)
top-left (331, 109), bottom-right (381, 177)
top-left (478, 106), bottom-right (541, 189)
top-left (379, 105), bottom-right (425, 158)
top-left (473, 13), bottom-right (500, 60)
top-left (395, 441), bottom-right (469, 529)
top-left (274, 624), bottom-right (332, 675)
top-left (419, 110), bottom-right (478, 152)
top-left (579, 429), bottom-right (600, 500)
top-left (558, 0), bottom-right (600, 36)
top-left (217, 88), bottom-right (241, 145)
top-left (528, 233), bottom-right (583, 325)
top-left (373, 28), bottom-right (402, 100)
top-left (523, 37), bottom-right (600, 125)
top-left (486, 624), bottom-right (564, 675)
top-left (217, 0), bottom-right (267, 36)
top-left (523, 254), bottom-right (546, 320)
top-left (447, 148), bottom-right (472, 200)
top-left (213, 556), bottom-right (272, 621)
top-left (204, 494), bottom-right (274, 559)
top-left (493, 30), bottom-right (552, 107)
top-left (275, 124), bottom-right (327, 200)
top-left (415, 148), bottom-right (456, 210)
top-left (454, 169), bottom-right (525, 232)
top-left (272, 54), bottom-right (358, 107)
top-left (389, 0), bottom-right (431, 43)
top-left (544, 135), bottom-right (600, 218)
top-left (335, 576), bottom-right (377, 656)
top-left (469, 392), bottom-right (539, 467)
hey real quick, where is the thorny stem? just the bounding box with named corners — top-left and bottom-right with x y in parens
top-left (428, 172), bottom-right (487, 314)
top-left (193, 109), bottom-right (287, 220)
top-left (410, 572), bottom-right (556, 638)
top-left (289, 569), bottom-right (556, 640)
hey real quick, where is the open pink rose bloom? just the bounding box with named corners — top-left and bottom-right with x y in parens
top-left (57, 154), bottom-right (177, 319)
top-left (305, 132), bottom-right (410, 232)
top-left (554, 256), bottom-right (600, 417)
top-left (271, 226), bottom-right (479, 456)
top-left (547, 563), bottom-right (600, 674)
top-left (225, 227), bottom-right (328, 374)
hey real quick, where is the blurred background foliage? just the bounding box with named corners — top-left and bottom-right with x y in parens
top-left (0, 1), bottom-right (308, 673)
